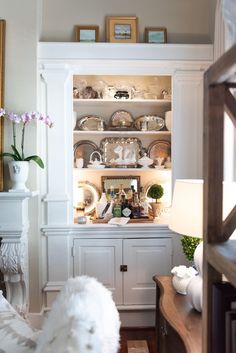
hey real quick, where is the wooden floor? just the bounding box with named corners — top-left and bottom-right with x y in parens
top-left (119, 327), bottom-right (157, 353)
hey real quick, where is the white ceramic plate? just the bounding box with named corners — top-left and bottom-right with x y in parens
top-left (76, 181), bottom-right (100, 214)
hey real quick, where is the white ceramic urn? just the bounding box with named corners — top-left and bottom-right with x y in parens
top-left (8, 161), bottom-right (29, 192)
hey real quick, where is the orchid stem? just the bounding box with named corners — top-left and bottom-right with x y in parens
top-left (12, 122), bottom-right (16, 149)
top-left (21, 122), bottom-right (26, 160)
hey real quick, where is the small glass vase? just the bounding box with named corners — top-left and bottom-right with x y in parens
top-left (8, 161), bottom-right (29, 192)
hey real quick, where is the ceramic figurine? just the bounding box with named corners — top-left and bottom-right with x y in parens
top-left (171, 265), bottom-right (197, 295)
top-left (138, 153), bottom-right (153, 168)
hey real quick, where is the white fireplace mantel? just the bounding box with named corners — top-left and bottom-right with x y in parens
top-left (0, 191), bottom-right (38, 315)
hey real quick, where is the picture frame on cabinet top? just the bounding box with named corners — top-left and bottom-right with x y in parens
top-left (75, 25), bottom-right (99, 42)
top-left (144, 27), bottom-right (167, 44)
top-left (106, 16), bottom-right (138, 43)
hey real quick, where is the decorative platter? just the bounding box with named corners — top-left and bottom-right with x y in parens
top-left (77, 181), bottom-right (100, 215)
top-left (148, 140), bottom-right (171, 164)
top-left (109, 110), bottom-right (134, 128)
top-left (134, 115), bottom-right (165, 131)
top-left (100, 137), bottom-right (142, 167)
top-left (75, 115), bottom-right (105, 131)
top-left (73, 140), bottom-right (98, 168)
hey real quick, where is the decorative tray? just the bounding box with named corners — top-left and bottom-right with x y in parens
top-left (109, 110), bottom-right (134, 128)
top-left (92, 216), bottom-right (154, 224)
top-left (73, 140), bottom-right (99, 168)
top-left (148, 140), bottom-right (171, 163)
top-left (100, 137), bottom-right (142, 167)
top-left (75, 115), bottom-right (105, 131)
top-left (134, 115), bottom-right (165, 131)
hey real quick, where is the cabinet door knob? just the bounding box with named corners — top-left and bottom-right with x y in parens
top-left (120, 265), bottom-right (128, 272)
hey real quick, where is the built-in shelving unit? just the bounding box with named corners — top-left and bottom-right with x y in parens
top-left (39, 42), bottom-right (213, 325)
top-left (73, 74), bottom-right (173, 223)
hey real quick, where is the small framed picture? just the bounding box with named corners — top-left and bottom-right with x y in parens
top-left (144, 27), bottom-right (167, 44)
top-left (75, 25), bottom-right (99, 42)
top-left (106, 16), bottom-right (138, 43)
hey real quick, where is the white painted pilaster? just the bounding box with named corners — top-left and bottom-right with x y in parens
top-left (0, 191), bottom-right (38, 315)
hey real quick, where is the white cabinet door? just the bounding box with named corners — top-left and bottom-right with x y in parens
top-left (73, 238), bottom-right (123, 304)
top-left (123, 238), bottom-right (172, 305)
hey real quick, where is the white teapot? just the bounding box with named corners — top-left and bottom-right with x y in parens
top-left (88, 151), bottom-right (105, 169)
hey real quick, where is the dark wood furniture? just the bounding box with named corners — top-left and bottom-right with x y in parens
top-left (203, 43), bottom-right (236, 353)
top-left (153, 275), bottom-right (202, 353)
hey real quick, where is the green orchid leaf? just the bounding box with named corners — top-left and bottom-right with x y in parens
top-left (11, 145), bottom-right (22, 160)
top-left (0, 152), bottom-right (19, 160)
top-left (24, 155), bottom-right (44, 168)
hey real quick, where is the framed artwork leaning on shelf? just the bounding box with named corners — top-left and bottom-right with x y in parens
top-left (144, 27), bottom-right (167, 43)
top-left (106, 16), bottom-right (138, 43)
top-left (75, 25), bottom-right (99, 42)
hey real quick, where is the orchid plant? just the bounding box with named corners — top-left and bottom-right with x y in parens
top-left (0, 108), bottom-right (53, 168)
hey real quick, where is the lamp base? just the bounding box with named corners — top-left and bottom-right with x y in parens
top-left (187, 275), bottom-right (202, 312)
top-left (194, 241), bottom-right (203, 274)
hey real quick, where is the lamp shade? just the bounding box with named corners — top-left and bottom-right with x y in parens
top-left (169, 180), bottom-right (203, 238)
top-left (169, 179), bottom-right (236, 238)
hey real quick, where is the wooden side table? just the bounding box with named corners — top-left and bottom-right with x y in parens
top-left (153, 275), bottom-right (202, 353)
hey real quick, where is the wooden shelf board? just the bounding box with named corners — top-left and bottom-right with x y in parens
top-left (73, 98), bottom-right (171, 104)
top-left (73, 130), bottom-right (171, 135)
top-left (73, 167), bottom-right (172, 172)
top-left (207, 239), bottom-right (236, 286)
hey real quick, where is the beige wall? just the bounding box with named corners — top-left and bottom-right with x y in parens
top-left (0, 0), bottom-right (43, 312)
top-left (41, 0), bottom-right (216, 43)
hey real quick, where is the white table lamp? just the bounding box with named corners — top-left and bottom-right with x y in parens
top-left (169, 179), bottom-right (203, 272)
top-left (169, 179), bottom-right (236, 312)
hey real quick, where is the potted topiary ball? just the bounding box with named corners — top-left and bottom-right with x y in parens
top-left (181, 236), bottom-right (201, 263)
top-left (147, 183), bottom-right (164, 217)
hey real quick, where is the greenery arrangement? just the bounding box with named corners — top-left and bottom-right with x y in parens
top-left (181, 235), bottom-right (201, 262)
top-left (147, 183), bottom-right (164, 203)
top-left (0, 108), bottom-right (53, 168)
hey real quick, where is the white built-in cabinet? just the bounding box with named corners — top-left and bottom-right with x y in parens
top-left (39, 42), bottom-right (213, 326)
top-left (73, 237), bottom-right (172, 306)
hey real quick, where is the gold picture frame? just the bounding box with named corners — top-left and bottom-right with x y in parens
top-left (144, 27), bottom-right (167, 44)
top-left (106, 16), bottom-right (138, 43)
top-left (75, 25), bottom-right (99, 42)
top-left (0, 20), bottom-right (5, 191)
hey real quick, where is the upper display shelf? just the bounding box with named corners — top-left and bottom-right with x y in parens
top-left (73, 74), bottom-right (172, 101)
top-left (73, 98), bottom-right (172, 105)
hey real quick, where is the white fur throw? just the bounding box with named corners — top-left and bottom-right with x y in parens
top-left (0, 291), bottom-right (39, 353)
top-left (36, 276), bottom-right (121, 353)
